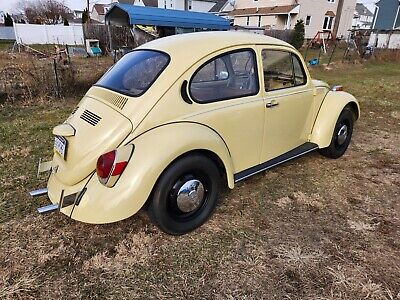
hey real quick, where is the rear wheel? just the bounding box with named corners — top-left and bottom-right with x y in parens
top-left (148, 154), bottom-right (220, 235)
top-left (319, 107), bottom-right (355, 159)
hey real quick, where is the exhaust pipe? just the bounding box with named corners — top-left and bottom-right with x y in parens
top-left (29, 188), bottom-right (48, 197)
top-left (37, 204), bottom-right (59, 214)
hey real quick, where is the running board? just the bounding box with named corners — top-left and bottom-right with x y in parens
top-left (234, 142), bottom-right (318, 183)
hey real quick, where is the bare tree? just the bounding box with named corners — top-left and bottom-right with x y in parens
top-left (16, 0), bottom-right (73, 24)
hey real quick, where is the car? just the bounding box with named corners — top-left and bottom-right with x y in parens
top-left (29, 31), bottom-right (360, 235)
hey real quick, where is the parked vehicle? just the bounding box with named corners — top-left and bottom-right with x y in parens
top-left (30, 32), bottom-right (360, 235)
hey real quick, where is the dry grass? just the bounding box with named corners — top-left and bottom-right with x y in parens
top-left (0, 57), bottom-right (399, 299)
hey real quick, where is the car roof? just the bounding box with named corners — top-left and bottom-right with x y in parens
top-left (139, 31), bottom-right (295, 59)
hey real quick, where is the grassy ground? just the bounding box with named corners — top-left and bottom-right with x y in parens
top-left (0, 60), bottom-right (399, 299)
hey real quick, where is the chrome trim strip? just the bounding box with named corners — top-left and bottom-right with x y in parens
top-left (235, 146), bottom-right (318, 183)
top-left (265, 89), bottom-right (314, 99)
top-left (37, 204), bottom-right (59, 214)
top-left (29, 188), bottom-right (48, 197)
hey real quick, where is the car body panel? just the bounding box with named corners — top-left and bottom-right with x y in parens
top-left (310, 91), bottom-right (360, 148)
top-left (69, 122), bottom-right (234, 223)
top-left (37, 31), bottom-right (359, 224)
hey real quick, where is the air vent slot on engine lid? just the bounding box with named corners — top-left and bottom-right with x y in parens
top-left (80, 109), bottom-right (102, 126)
top-left (89, 88), bottom-right (128, 110)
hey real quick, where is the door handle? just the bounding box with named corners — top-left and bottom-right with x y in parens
top-left (266, 101), bottom-right (279, 108)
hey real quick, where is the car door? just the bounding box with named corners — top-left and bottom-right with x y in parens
top-left (187, 48), bottom-right (265, 173)
top-left (258, 46), bottom-right (315, 162)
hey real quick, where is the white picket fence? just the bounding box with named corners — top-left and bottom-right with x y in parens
top-left (369, 30), bottom-right (400, 49)
top-left (12, 23), bottom-right (84, 45)
top-left (0, 27), bottom-right (16, 40)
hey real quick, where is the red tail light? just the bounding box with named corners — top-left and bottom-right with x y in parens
top-left (96, 150), bottom-right (116, 183)
top-left (96, 146), bottom-right (133, 187)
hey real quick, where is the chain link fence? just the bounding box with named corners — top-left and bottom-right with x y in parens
top-left (0, 51), bottom-right (113, 104)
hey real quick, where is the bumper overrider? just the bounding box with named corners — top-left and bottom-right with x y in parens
top-left (28, 159), bottom-right (89, 215)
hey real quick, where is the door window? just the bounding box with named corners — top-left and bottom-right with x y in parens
top-left (190, 49), bottom-right (259, 103)
top-left (261, 50), bottom-right (306, 91)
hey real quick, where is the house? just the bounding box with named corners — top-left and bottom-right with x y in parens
top-left (352, 3), bottom-right (373, 29)
top-left (228, 0), bottom-right (357, 39)
top-left (157, 0), bottom-right (217, 13)
top-left (113, 0), bottom-right (158, 7)
top-left (74, 10), bottom-right (84, 19)
top-left (91, 4), bottom-right (108, 23)
top-left (209, 0), bottom-right (234, 17)
top-left (371, 0), bottom-right (400, 30)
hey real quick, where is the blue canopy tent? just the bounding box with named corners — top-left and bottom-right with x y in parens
top-left (105, 4), bottom-right (230, 32)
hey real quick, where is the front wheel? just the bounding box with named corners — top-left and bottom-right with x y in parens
top-left (319, 107), bottom-right (355, 159)
top-left (147, 154), bottom-right (220, 235)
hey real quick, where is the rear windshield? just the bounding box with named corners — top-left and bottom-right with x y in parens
top-left (95, 50), bottom-right (170, 97)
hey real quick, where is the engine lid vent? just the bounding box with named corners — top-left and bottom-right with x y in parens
top-left (80, 109), bottom-right (101, 126)
top-left (89, 88), bottom-right (128, 110)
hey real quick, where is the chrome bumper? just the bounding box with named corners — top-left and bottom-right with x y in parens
top-left (29, 188), bottom-right (59, 214)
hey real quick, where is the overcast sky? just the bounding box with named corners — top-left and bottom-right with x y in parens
top-left (1, 0), bottom-right (377, 14)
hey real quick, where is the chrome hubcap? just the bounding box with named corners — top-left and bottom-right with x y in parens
top-left (337, 124), bottom-right (348, 145)
top-left (176, 179), bottom-right (205, 213)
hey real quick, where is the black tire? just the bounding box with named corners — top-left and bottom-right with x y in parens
top-left (319, 107), bottom-right (355, 159)
top-left (147, 154), bottom-right (220, 235)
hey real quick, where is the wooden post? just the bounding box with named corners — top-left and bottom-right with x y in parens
top-left (53, 59), bottom-right (61, 98)
top-left (107, 24), bottom-right (113, 54)
top-left (327, 43), bottom-right (337, 66)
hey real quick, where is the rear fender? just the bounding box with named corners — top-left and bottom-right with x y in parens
top-left (310, 91), bottom-right (360, 148)
top-left (70, 122), bottom-right (234, 224)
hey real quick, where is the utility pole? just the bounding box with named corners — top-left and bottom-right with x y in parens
top-left (87, 0), bottom-right (90, 20)
top-left (333, 0), bottom-right (344, 38)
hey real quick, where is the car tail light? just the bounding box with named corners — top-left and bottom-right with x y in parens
top-left (97, 150), bottom-right (116, 183)
top-left (332, 85), bottom-right (343, 92)
top-left (96, 145), bottom-right (133, 187)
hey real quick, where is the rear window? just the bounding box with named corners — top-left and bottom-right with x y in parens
top-left (96, 50), bottom-right (170, 97)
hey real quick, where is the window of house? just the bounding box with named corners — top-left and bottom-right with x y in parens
top-left (327, 0), bottom-right (335, 2)
top-left (164, 0), bottom-right (166, 8)
top-left (323, 16), bottom-right (334, 30)
top-left (261, 50), bottom-right (306, 91)
top-left (188, 0), bottom-right (192, 9)
top-left (246, 16), bottom-right (250, 26)
top-left (258, 16), bottom-right (262, 27)
top-left (189, 50), bottom-right (259, 103)
top-left (305, 15), bottom-right (311, 26)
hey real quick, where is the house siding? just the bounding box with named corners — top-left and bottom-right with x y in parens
top-left (231, 0), bottom-right (356, 39)
top-left (157, 0), bottom-right (215, 12)
top-left (373, 0), bottom-right (400, 30)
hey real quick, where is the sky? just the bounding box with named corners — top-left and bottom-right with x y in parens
top-left (0, 0), bottom-right (377, 14)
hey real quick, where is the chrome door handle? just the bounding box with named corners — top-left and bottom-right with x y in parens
top-left (266, 102), bottom-right (279, 108)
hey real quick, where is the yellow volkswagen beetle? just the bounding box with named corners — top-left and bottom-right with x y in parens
top-left (30, 31), bottom-right (359, 235)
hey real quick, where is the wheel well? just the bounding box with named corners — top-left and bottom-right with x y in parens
top-left (346, 102), bottom-right (359, 120)
top-left (143, 149), bottom-right (228, 209)
top-left (178, 149), bottom-right (227, 179)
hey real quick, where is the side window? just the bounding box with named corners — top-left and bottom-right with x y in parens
top-left (192, 57), bottom-right (228, 83)
top-left (262, 50), bottom-right (294, 91)
top-left (190, 50), bottom-right (259, 103)
top-left (262, 50), bottom-right (306, 91)
top-left (292, 55), bottom-right (306, 86)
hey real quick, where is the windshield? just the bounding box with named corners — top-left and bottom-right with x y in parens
top-left (96, 50), bottom-right (170, 97)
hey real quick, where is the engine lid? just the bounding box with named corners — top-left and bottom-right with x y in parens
top-left (52, 96), bottom-right (133, 186)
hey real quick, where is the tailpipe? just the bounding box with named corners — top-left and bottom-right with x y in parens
top-left (29, 188), bottom-right (48, 197)
top-left (37, 204), bottom-right (59, 214)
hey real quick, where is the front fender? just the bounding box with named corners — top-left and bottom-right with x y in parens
top-left (310, 91), bottom-right (360, 148)
top-left (70, 122), bottom-right (234, 224)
